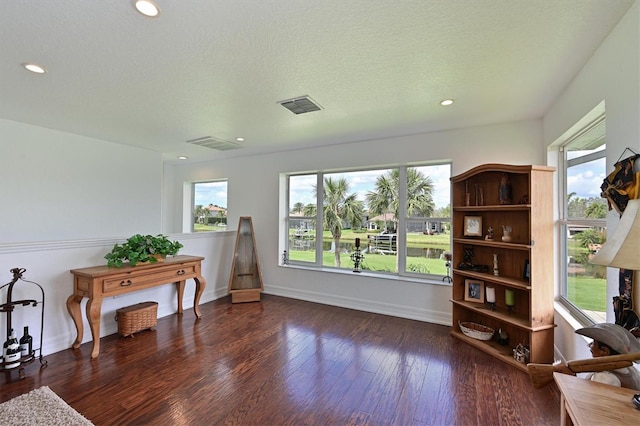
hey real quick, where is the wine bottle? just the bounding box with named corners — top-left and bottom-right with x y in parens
top-left (20, 326), bottom-right (33, 358)
top-left (3, 329), bottom-right (21, 369)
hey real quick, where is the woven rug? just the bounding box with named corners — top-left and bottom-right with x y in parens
top-left (0, 386), bottom-right (93, 425)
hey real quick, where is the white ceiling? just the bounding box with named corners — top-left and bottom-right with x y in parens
top-left (0, 0), bottom-right (635, 164)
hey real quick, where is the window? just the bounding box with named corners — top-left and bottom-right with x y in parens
top-left (193, 180), bottom-right (228, 232)
top-left (284, 164), bottom-right (451, 281)
top-left (558, 114), bottom-right (607, 324)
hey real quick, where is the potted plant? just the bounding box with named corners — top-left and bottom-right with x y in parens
top-left (105, 234), bottom-right (184, 267)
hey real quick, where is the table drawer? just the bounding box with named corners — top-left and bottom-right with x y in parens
top-left (102, 263), bottom-right (198, 294)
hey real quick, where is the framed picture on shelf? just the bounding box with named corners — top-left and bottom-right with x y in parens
top-left (463, 216), bottom-right (482, 237)
top-left (464, 279), bottom-right (485, 303)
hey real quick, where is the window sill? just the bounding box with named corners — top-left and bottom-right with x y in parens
top-left (279, 263), bottom-right (452, 287)
top-left (554, 301), bottom-right (589, 331)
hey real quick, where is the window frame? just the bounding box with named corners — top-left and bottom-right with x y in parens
top-left (283, 163), bottom-right (452, 282)
top-left (557, 114), bottom-right (607, 325)
top-left (190, 179), bottom-right (229, 233)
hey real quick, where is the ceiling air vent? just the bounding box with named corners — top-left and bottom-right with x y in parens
top-left (186, 136), bottom-right (241, 151)
top-left (278, 96), bottom-right (322, 115)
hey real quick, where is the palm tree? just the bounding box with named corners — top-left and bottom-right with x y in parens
top-left (305, 177), bottom-right (364, 267)
top-left (292, 202), bottom-right (304, 214)
top-left (366, 168), bottom-right (434, 271)
top-left (585, 199), bottom-right (607, 219)
top-left (366, 168), bottom-right (435, 226)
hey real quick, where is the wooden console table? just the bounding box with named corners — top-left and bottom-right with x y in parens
top-left (554, 372), bottom-right (638, 425)
top-left (67, 255), bottom-right (206, 358)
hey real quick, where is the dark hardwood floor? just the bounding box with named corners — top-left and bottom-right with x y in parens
top-left (1, 294), bottom-right (560, 425)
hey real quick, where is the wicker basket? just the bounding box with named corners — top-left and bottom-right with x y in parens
top-left (459, 321), bottom-right (494, 341)
top-left (115, 301), bottom-right (158, 337)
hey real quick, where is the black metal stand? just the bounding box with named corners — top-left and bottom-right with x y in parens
top-left (1, 268), bottom-right (48, 380)
top-left (350, 245), bottom-right (364, 273)
top-left (442, 252), bottom-right (452, 283)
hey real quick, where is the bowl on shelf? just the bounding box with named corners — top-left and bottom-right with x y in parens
top-left (459, 321), bottom-right (495, 341)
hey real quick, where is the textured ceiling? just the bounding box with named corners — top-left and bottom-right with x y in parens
top-left (0, 0), bottom-right (635, 163)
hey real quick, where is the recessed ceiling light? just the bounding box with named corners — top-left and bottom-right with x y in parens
top-left (236, 137), bottom-right (244, 142)
top-left (134, 0), bottom-right (161, 17)
top-left (22, 63), bottom-right (46, 74)
top-left (440, 99), bottom-right (454, 106)
top-left (178, 156), bottom-right (188, 160)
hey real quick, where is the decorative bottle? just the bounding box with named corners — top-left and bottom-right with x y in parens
top-left (20, 326), bottom-right (33, 358)
top-left (3, 329), bottom-right (21, 369)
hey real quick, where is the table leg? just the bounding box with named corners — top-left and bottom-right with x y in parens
top-left (560, 394), bottom-right (570, 426)
top-left (193, 275), bottom-right (207, 318)
top-left (176, 280), bottom-right (185, 314)
top-left (86, 297), bottom-right (103, 358)
top-left (66, 294), bottom-right (84, 349)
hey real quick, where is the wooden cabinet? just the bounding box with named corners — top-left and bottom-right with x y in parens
top-left (228, 216), bottom-right (264, 303)
top-left (450, 164), bottom-right (555, 372)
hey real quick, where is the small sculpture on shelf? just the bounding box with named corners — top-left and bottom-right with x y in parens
top-left (498, 173), bottom-right (513, 205)
top-left (513, 343), bottom-right (531, 364)
top-left (457, 247), bottom-right (490, 273)
top-left (281, 250), bottom-right (289, 265)
top-left (458, 247), bottom-right (475, 270)
top-left (485, 226), bottom-right (494, 241)
top-left (493, 254), bottom-right (499, 276)
top-left (496, 328), bottom-right (509, 345)
top-left (501, 225), bottom-right (512, 242)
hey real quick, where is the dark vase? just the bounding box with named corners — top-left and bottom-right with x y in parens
top-left (498, 173), bottom-right (512, 205)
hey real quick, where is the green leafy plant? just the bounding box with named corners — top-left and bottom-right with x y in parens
top-left (105, 234), bottom-right (184, 267)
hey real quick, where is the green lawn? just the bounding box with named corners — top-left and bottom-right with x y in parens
top-left (289, 250), bottom-right (446, 274)
top-left (289, 230), bottom-right (449, 274)
top-left (194, 223), bottom-right (228, 232)
top-left (567, 276), bottom-right (606, 311)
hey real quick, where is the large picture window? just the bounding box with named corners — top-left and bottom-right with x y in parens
top-left (558, 114), bottom-right (607, 324)
top-left (285, 164), bottom-right (451, 281)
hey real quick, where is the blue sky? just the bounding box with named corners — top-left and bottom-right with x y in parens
top-left (195, 181), bottom-right (228, 208)
top-left (566, 156), bottom-right (606, 200)
top-left (289, 164), bottom-right (452, 211)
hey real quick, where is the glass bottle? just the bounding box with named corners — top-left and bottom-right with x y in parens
top-left (3, 329), bottom-right (21, 369)
top-left (20, 326), bottom-right (33, 358)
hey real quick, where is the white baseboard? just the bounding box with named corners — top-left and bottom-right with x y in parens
top-left (264, 284), bottom-right (452, 326)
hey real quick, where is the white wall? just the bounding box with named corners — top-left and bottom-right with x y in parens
top-left (543, 1), bottom-right (639, 361)
top-left (166, 119), bottom-right (545, 325)
top-left (0, 119), bottom-right (233, 356)
top-left (0, 119), bottom-right (163, 243)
